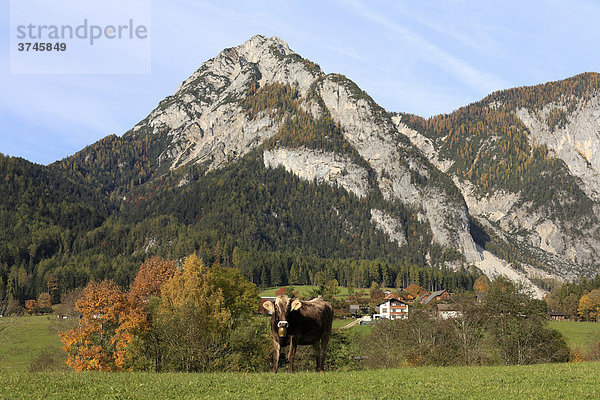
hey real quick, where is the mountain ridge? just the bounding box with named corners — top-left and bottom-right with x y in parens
top-left (4, 35), bottom-right (600, 302)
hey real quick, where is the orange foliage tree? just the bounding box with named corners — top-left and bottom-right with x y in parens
top-left (116, 257), bottom-right (176, 370)
top-left (25, 299), bottom-right (37, 314)
top-left (60, 280), bottom-right (126, 371)
top-left (129, 256), bottom-right (176, 303)
top-left (405, 284), bottom-right (424, 298)
top-left (60, 257), bottom-right (177, 371)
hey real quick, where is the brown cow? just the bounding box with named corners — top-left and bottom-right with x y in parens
top-left (263, 295), bottom-right (333, 372)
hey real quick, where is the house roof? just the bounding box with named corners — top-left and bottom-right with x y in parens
top-left (549, 311), bottom-right (566, 316)
top-left (423, 290), bottom-right (448, 304)
top-left (378, 297), bottom-right (407, 306)
top-left (415, 293), bottom-right (428, 302)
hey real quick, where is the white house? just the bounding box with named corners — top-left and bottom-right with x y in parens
top-left (378, 297), bottom-right (409, 320)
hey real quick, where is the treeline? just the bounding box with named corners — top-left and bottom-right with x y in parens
top-left (546, 275), bottom-right (600, 321)
top-left (485, 72), bottom-right (600, 111)
top-left (232, 248), bottom-right (478, 292)
top-left (60, 261), bottom-right (568, 373)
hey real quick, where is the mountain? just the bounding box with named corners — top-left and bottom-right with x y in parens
top-left (55, 35), bottom-right (473, 257)
top-left (394, 72), bottom-right (600, 283)
top-left (3, 35), bottom-right (600, 302)
top-left (51, 35), bottom-right (478, 264)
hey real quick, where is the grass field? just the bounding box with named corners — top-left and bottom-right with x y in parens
top-left (0, 315), bottom-right (75, 373)
top-left (2, 315), bottom-right (600, 398)
top-left (2, 362), bottom-right (600, 399)
top-left (549, 320), bottom-right (600, 349)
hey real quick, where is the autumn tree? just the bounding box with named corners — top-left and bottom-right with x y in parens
top-left (123, 256), bottom-right (176, 371)
top-left (37, 292), bottom-right (52, 313)
top-left (25, 300), bottom-right (37, 315)
top-left (578, 289), bottom-right (600, 321)
top-left (473, 276), bottom-right (490, 293)
top-left (60, 280), bottom-right (127, 371)
top-left (156, 254), bottom-right (231, 372)
top-left (129, 256), bottom-right (176, 303)
top-left (369, 282), bottom-right (385, 310)
top-left (405, 283), bottom-right (424, 298)
top-left (55, 288), bottom-right (83, 318)
top-left (47, 275), bottom-right (60, 304)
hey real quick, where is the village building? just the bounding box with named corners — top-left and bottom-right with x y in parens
top-left (377, 297), bottom-right (409, 320)
top-left (549, 311), bottom-right (567, 321)
top-left (421, 289), bottom-right (450, 304)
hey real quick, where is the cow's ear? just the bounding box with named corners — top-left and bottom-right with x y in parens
top-left (263, 301), bottom-right (275, 314)
top-left (291, 299), bottom-right (302, 311)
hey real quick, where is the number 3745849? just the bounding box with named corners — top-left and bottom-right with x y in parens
top-left (17, 42), bottom-right (67, 51)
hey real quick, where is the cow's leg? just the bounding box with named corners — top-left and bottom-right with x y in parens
top-left (318, 334), bottom-right (330, 372)
top-left (312, 342), bottom-right (321, 372)
top-left (287, 336), bottom-right (299, 373)
top-left (272, 339), bottom-right (280, 373)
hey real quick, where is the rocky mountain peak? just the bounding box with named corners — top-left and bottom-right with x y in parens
top-left (237, 34), bottom-right (294, 61)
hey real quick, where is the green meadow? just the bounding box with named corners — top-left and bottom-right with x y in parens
top-left (1, 362), bottom-right (600, 399)
top-left (549, 320), bottom-right (600, 349)
top-left (0, 315), bottom-right (75, 373)
top-left (3, 315), bottom-right (600, 399)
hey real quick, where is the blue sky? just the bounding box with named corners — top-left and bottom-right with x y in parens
top-left (1, 0), bottom-right (599, 165)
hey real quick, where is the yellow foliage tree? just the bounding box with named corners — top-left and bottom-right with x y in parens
top-left (578, 289), bottom-right (600, 321)
top-left (37, 292), bottom-right (52, 309)
top-left (157, 254), bottom-right (231, 372)
top-left (24, 299), bottom-right (37, 314)
top-left (473, 276), bottom-right (490, 293)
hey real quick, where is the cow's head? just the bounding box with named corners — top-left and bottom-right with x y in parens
top-left (263, 295), bottom-right (302, 338)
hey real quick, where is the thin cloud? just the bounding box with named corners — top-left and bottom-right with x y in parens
top-left (390, 3), bottom-right (502, 57)
top-left (340, 0), bottom-right (507, 95)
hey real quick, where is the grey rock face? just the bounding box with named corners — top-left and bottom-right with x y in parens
top-left (131, 35), bottom-right (321, 171)
top-left (316, 76), bottom-right (474, 254)
top-left (263, 148), bottom-right (370, 199)
top-left (516, 96), bottom-right (600, 202)
top-left (370, 209), bottom-right (407, 247)
top-left (402, 84), bottom-right (600, 282)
